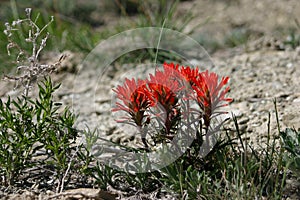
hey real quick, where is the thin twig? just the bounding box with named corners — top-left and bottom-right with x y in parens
top-left (59, 137), bottom-right (83, 193)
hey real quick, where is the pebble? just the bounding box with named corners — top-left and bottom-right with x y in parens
top-left (293, 98), bottom-right (300, 103)
top-left (286, 62), bottom-right (293, 68)
top-left (239, 125), bottom-right (248, 132)
top-left (239, 117), bottom-right (250, 125)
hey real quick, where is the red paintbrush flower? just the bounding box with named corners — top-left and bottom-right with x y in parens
top-left (163, 62), bottom-right (200, 86)
top-left (112, 62), bottom-right (232, 145)
top-left (148, 66), bottom-right (182, 111)
top-left (178, 65), bottom-right (200, 86)
top-left (162, 62), bottom-right (179, 71)
top-left (147, 66), bottom-right (183, 135)
top-left (192, 70), bottom-right (232, 129)
top-left (112, 78), bottom-right (153, 127)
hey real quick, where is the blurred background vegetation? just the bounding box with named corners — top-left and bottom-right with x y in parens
top-left (0, 0), bottom-right (299, 73)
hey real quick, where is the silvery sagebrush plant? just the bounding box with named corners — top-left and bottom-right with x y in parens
top-left (3, 7), bottom-right (67, 96)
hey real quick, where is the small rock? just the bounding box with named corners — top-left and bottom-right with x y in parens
top-left (239, 125), bottom-right (248, 132)
top-left (239, 117), bottom-right (250, 125)
top-left (293, 98), bottom-right (300, 103)
top-left (286, 62), bottom-right (293, 68)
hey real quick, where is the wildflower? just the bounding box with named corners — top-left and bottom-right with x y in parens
top-left (178, 65), bottom-right (200, 86)
top-left (162, 62), bottom-right (179, 71)
top-left (148, 67), bottom-right (182, 135)
top-left (163, 62), bottom-right (201, 87)
top-left (192, 70), bottom-right (232, 129)
top-left (112, 62), bottom-right (232, 147)
top-left (112, 78), bottom-right (152, 127)
top-left (148, 67), bottom-right (183, 110)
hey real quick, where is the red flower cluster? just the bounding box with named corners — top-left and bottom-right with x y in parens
top-left (112, 78), bottom-right (152, 126)
top-left (191, 70), bottom-right (232, 128)
top-left (112, 62), bottom-right (232, 136)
